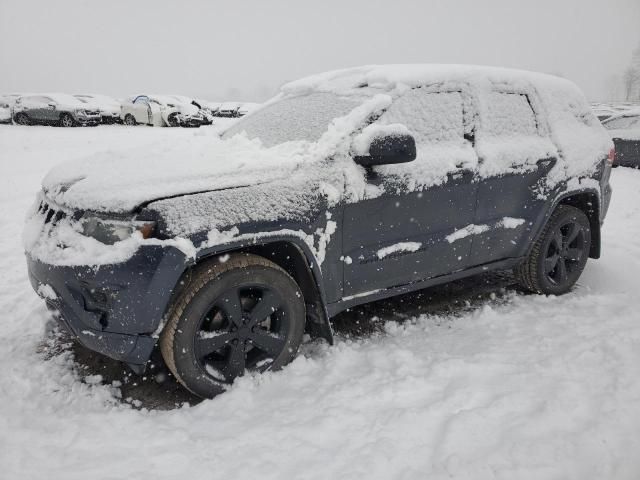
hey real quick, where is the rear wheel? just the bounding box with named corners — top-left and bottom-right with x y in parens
top-left (515, 205), bottom-right (591, 295)
top-left (124, 114), bottom-right (137, 126)
top-left (160, 254), bottom-right (305, 399)
top-left (14, 113), bottom-right (30, 125)
top-left (60, 113), bottom-right (75, 127)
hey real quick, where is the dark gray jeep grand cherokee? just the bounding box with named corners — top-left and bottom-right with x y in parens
top-left (25, 65), bottom-right (614, 398)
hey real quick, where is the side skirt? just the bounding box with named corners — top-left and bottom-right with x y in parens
top-left (326, 256), bottom-right (524, 317)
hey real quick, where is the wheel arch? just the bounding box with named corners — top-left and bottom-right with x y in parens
top-left (174, 237), bottom-right (334, 344)
top-left (530, 188), bottom-right (601, 260)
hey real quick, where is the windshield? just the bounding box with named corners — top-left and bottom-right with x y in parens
top-left (221, 92), bottom-right (361, 147)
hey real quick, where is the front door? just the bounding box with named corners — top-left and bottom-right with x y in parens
top-left (132, 96), bottom-right (151, 124)
top-left (341, 88), bottom-right (480, 297)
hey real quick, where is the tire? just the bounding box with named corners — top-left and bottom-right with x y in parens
top-left (124, 114), bottom-right (137, 126)
top-left (60, 113), bottom-right (75, 127)
top-left (160, 253), bottom-right (306, 398)
top-left (14, 113), bottom-right (30, 125)
top-left (167, 114), bottom-right (180, 127)
top-left (515, 205), bottom-right (591, 295)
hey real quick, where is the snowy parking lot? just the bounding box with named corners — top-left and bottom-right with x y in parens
top-left (1, 125), bottom-right (640, 479)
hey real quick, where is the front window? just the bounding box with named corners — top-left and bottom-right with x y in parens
top-left (222, 92), bottom-right (361, 147)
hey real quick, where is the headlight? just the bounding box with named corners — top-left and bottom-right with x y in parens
top-left (81, 215), bottom-right (156, 245)
top-left (75, 109), bottom-right (87, 116)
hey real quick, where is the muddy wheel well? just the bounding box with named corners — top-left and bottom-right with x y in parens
top-left (558, 192), bottom-right (601, 258)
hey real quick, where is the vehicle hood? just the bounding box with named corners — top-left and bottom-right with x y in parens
top-left (41, 133), bottom-right (320, 213)
top-left (175, 103), bottom-right (200, 116)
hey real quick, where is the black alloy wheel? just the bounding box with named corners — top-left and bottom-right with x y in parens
top-left (160, 254), bottom-right (305, 398)
top-left (60, 113), bottom-right (75, 127)
top-left (515, 205), bottom-right (591, 295)
top-left (543, 220), bottom-right (587, 286)
top-left (124, 114), bottom-right (137, 126)
top-left (14, 113), bottom-right (30, 125)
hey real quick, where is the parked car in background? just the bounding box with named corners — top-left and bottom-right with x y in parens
top-left (121, 95), bottom-right (211, 127)
top-left (74, 94), bottom-right (122, 124)
top-left (0, 96), bottom-right (12, 123)
top-left (166, 95), bottom-right (213, 124)
top-left (602, 110), bottom-right (640, 168)
top-left (215, 102), bottom-right (242, 117)
top-left (26, 65), bottom-right (613, 399)
top-left (238, 102), bottom-right (260, 116)
top-left (13, 94), bottom-right (100, 127)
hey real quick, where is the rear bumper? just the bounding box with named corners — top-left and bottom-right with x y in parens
top-left (27, 245), bottom-right (188, 367)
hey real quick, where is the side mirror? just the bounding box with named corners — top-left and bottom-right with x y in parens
top-left (353, 132), bottom-right (416, 167)
top-left (48, 103), bottom-right (56, 110)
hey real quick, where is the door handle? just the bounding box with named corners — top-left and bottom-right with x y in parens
top-left (448, 169), bottom-right (474, 182)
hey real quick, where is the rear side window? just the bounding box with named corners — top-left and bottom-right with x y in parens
top-left (476, 91), bottom-right (557, 175)
top-left (484, 92), bottom-right (537, 136)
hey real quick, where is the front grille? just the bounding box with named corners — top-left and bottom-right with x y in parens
top-left (38, 201), bottom-right (68, 226)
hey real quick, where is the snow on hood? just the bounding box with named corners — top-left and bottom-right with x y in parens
top-left (41, 133), bottom-right (313, 213)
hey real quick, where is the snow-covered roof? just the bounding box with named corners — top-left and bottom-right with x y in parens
top-left (40, 93), bottom-right (87, 106)
top-left (281, 64), bottom-right (578, 97)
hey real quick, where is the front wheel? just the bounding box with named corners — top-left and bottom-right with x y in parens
top-left (60, 113), bottom-right (75, 127)
top-left (14, 113), bottom-right (30, 125)
top-left (515, 205), bottom-right (591, 295)
top-left (123, 114), bottom-right (137, 126)
top-left (160, 254), bottom-right (305, 398)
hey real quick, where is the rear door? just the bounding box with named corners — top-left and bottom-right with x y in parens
top-left (469, 91), bottom-right (558, 266)
top-left (341, 88), bottom-right (480, 297)
top-left (23, 96), bottom-right (50, 122)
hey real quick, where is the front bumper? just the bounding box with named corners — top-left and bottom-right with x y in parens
top-left (27, 245), bottom-right (188, 367)
top-left (179, 114), bottom-right (211, 127)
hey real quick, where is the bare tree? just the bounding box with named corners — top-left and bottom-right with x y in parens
top-left (624, 43), bottom-right (640, 101)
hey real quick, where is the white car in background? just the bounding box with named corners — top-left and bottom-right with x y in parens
top-left (0, 96), bottom-right (13, 123)
top-left (121, 95), bottom-right (211, 127)
top-left (74, 94), bottom-right (122, 124)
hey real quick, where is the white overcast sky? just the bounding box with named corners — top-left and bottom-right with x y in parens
top-left (1, 0), bottom-right (639, 102)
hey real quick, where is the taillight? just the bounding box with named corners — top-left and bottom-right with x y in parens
top-left (607, 148), bottom-right (615, 165)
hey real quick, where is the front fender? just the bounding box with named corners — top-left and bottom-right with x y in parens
top-left (196, 233), bottom-right (327, 301)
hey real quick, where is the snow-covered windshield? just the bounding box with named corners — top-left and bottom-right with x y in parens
top-left (222, 92), bottom-right (361, 147)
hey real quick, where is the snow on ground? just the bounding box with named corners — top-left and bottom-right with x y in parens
top-left (1, 125), bottom-right (640, 479)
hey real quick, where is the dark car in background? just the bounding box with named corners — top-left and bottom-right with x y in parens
top-left (602, 110), bottom-right (640, 168)
top-left (74, 94), bottom-right (122, 124)
top-left (13, 94), bottom-right (101, 127)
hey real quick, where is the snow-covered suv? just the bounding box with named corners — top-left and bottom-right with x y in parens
top-left (25, 65), bottom-right (614, 398)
